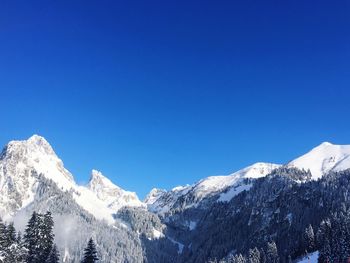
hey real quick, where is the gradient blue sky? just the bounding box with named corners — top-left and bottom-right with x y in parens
top-left (0, 1), bottom-right (349, 198)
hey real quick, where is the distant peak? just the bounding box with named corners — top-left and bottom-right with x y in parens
top-left (288, 141), bottom-right (350, 179)
top-left (148, 188), bottom-right (167, 196)
top-left (89, 169), bottom-right (108, 183)
top-left (91, 169), bottom-right (104, 178)
top-left (144, 188), bottom-right (167, 204)
top-left (310, 142), bottom-right (337, 152)
top-left (88, 169), bottom-right (120, 190)
top-left (249, 162), bottom-right (280, 167)
top-left (27, 134), bottom-right (50, 146)
top-left (28, 134), bottom-right (46, 141)
top-left (319, 141), bottom-right (333, 147)
top-left (3, 134), bottom-right (56, 158)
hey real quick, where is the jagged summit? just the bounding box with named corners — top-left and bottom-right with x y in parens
top-left (1, 134), bottom-right (74, 187)
top-left (0, 135), bottom-right (75, 218)
top-left (88, 169), bottom-right (122, 190)
top-left (27, 134), bottom-right (48, 143)
top-left (87, 169), bottom-right (144, 211)
top-left (0, 135), bottom-right (144, 221)
top-left (144, 188), bottom-right (167, 204)
top-left (5, 134), bottom-right (55, 155)
top-left (91, 169), bottom-right (104, 178)
top-left (2, 134), bottom-right (350, 222)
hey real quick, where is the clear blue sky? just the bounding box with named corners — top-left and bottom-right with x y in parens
top-left (0, 1), bottom-right (349, 198)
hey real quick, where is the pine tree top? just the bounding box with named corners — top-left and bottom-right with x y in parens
top-left (82, 238), bottom-right (99, 263)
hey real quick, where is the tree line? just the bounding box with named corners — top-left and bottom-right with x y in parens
top-left (209, 202), bottom-right (350, 263)
top-left (0, 211), bottom-right (98, 263)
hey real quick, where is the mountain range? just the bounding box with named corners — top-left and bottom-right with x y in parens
top-left (1, 135), bottom-right (350, 262)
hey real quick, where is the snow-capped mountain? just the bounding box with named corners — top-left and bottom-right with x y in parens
top-left (88, 169), bottom-right (144, 211)
top-left (0, 135), bottom-right (181, 262)
top-left (2, 135), bottom-right (350, 262)
top-left (287, 142), bottom-right (350, 179)
top-left (146, 142), bottom-right (350, 217)
top-left (145, 162), bottom-right (281, 215)
top-left (0, 135), bottom-right (143, 222)
top-left (0, 135), bottom-right (74, 219)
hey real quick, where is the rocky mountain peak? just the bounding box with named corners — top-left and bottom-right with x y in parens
top-left (87, 169), bottom-right (144, 211)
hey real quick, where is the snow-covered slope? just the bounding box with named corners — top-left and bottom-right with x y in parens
top-left (296, 251), bottom-right (319, 263)
top-left (288, 142), bottom-right (350, 179)
top-left (145, 162), bottom-right (280, 215)
top-left (0, 135), bottom-right (143, 222)
top-left (193, 162), bottom-right (280, 197)
top-left (146, 141), bottom-right (350, 216)
top-left (87, 169), bottom-right (144, 211)
top-left (3, 135), bottom-right (350, 226)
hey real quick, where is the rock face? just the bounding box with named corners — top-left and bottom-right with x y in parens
top-left (0, 135), bottom-right (74, 218)
top-left (0, 135), bottom-right (144, 221)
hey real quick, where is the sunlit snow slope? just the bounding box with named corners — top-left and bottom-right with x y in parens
top-left (288, 142), bottom-right (350, 179)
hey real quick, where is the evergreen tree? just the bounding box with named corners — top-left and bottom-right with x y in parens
top-left (259, 248), bottom-right (266, 263)
top-left (0, 219), bottom-right (27, 263)
top-left (232, 254), bottom-right (246, 263)
top-left (81, 238), bottom-right (99, 263)
top-left (17, 231), bottom-right (22, 244)
top-left (266, 242), bottom-right (279, 263)
top-left (24, 211), bottom-right (56, 263)
top-left (41, 212), bottom-right (55, 262)
top-left (6, 222), bottom-right (17, 246)
top-left (303, 224), bottom-right (315, 252)
top-left (24, 211), bottom-right (42, 263)
top-left (0, 218), bottom-right (7, 250)
top-left (46, 244), bottom-right (60, 263)
top-left (248, 247), bottom-right (260, 263)
top-left (6, 241), bottom-right (27, 263)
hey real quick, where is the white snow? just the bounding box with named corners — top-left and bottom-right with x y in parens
top-left (145, 162), bottom-right (280, 215)
top-left (152, 228), bottom-right (165, 239)
top-left (87, 169), bottom-right (144, 212)
top-left (146, 143), bottom-right (350, 215)
top-left (288, 142), bottom-right (350, 179)
top-left (188, 221), bottom-right (197, 230)
top-left (144, 188), bottom-right (167, 204)
top-left (195, 162), bottom-right (280, 197)
top-left (297, 251), bottom-right (319, 263)
top-left (72, 186), bottom-right (116, 224)
top-left (218, 183), bottom-right (252, 202)
top-left (0, 135), bottom-right (76, 218)
top-left (285, 213), bottom-right (293, 224)
top-left (3, 135), bottom-right (350, 232)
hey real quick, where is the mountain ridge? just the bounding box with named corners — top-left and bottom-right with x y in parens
top-left (2, 135), bottom-right (350, 221)
top-left (1, 135), bottom-right (350, 262)
top-left (0, 135), bottom-right (144, 222)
